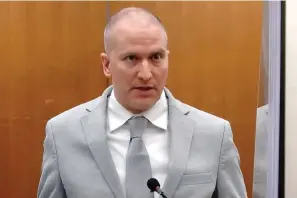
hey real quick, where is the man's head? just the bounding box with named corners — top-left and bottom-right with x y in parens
top-left (101, 7), bottom-right (169, 114)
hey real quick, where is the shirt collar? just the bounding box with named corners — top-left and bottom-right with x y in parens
top-left (108, 90), bottom-right (168, 132)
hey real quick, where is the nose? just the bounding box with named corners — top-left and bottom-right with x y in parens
top-left (137, 60), bottom-right (152, 81)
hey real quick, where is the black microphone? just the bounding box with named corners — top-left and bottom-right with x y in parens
top-left (147, 178), bottom-right (167, 198)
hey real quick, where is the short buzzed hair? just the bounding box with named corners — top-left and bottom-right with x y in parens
top-left (103, 7), bottom-right (168, 54)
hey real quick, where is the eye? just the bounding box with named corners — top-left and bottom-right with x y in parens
top-left (125, 55), bottom-right (137, 62)
top-left (151, 53), bottom-right (163, 61)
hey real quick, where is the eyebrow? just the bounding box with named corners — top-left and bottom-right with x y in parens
top-left (120, 48), bottom-right (167, 57)
top-left (150, 48), bottom-right (166, 54)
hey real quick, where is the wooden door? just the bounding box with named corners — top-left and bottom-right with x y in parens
top-left (0, 2), bottom-right (108, 197)
top-left (0, 1), bottom-right (263, 197)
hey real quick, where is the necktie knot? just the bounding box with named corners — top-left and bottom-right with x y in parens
top-left (128, 116), bottom-right (148, 138)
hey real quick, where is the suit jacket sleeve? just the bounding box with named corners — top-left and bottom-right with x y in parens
top-left (37, 121), bottom-right (66, 198)
top-left (217, 121), bottom-right (247, 198)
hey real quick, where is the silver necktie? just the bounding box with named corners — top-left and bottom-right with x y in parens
top-left (126, 116), bottom-right (153, 198)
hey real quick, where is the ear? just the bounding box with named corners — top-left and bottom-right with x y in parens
top-left (100, 53), bottom-right (111, 77)
top-left (166, 50), bottom-right (170, 55)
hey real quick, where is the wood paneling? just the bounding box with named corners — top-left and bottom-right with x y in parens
top-left (109, 2), bottom-right (263, 197)
top-left (0, 1), bottom-right (263, 198)
top-left (0, 3), bottom-right (10, 197)
top-left (0, 2), bottom-right (108, 198)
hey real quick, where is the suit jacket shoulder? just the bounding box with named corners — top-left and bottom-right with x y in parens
top-left (175, 99), bottom-right (229, 127)
top-left (48, 97), bottom-right (102, 127)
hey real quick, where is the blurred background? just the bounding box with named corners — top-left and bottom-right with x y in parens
top-left (0, 1), bottom-right (288, 198)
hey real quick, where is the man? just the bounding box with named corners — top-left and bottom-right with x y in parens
top-left (38, 7), bottom-right (247, 198)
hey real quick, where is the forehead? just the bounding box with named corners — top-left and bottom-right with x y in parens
top-left (111, 21), bottom-right (167, 54)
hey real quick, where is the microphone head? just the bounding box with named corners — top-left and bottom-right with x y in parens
top-left (147, 178), bottom-right (160, 192)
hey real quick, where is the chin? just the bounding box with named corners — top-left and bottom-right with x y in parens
top-left (131, 100), bottom-right (155, 113)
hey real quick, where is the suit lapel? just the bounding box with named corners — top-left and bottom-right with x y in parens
top-left (80, 87), bottom-right (195, 198)
top-left (161, 89), bottom-right (196, 198)
top-left (81, 87), bottom-right (125, 198)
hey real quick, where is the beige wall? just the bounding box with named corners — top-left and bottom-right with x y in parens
top-left (285, 0), bottom-right (297, 197)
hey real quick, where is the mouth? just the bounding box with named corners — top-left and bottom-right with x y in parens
top-left (133, 86), bottom-right (155, 91)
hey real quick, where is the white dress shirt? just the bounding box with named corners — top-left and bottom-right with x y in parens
top-left (107, 90), bottom-right (169, 198)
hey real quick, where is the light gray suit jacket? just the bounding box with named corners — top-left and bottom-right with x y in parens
top-left (37, 86), bottom-right (247, 198)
